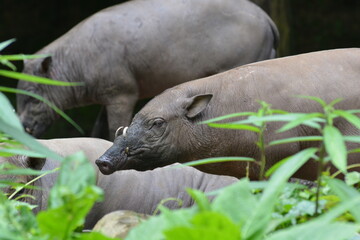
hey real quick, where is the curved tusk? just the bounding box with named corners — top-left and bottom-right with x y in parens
top-left (123, 127), bottom-right (128, 137)
top-left (125, 147), bottom-right (129, 155)
top-left (115, 126), bottom-right (124, 138)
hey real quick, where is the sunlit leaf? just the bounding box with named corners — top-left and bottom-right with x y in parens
top-left (0, 54), bottom-right (50, 61)
top-left (208, 123), bottom-right (260, 132)
top-left (0, 39), bottom-right (15, 52)
top-left (269, 136), bottom-right (323, 146)
top-left (0, 69), bottom-right (84, 86)
top-left (324, 125), bottom-right (347, 173)
top-left (278, 113), bottom-right (324, 132)
top-left (180, 157), bottom-right (254, 167)
top-left (334, 110), bottom-right (360, 129)
top-left (199, 112), bottom-right (256, 124)
top-left (296, 95), bottom-right (328, 107)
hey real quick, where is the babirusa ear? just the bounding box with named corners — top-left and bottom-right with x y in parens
top-left (186, 94), bottom-right (213, 119)
top-left (41, 56), bottom-right (52, 73)
top-left (27, 157), bottom-right (46, 170)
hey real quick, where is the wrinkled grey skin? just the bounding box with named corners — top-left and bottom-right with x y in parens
top-left (16, 0), bottom-right (279, 140)
top-left (0, 138), bottom-right (237, 229)
top-left (96, 48), bottom-right (360, 180)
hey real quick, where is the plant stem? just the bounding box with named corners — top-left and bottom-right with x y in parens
top-left (258, 124), bottom-right (267, 181)
top-left (315, 145), bottom-right (325, 215)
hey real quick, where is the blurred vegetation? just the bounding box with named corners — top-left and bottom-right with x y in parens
top-left (0, 0), bottom-right (359, 139)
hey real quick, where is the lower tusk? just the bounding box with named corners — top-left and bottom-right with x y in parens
top-left (123, 127), bottom-right (128, 137)
top-left (125, 147), bottom-right (129, 155)
top-left (25, 127), bottom-right (32, 134)
top-left (115, 126), bottom-right (124, 138)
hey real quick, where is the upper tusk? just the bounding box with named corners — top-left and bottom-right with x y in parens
top-left (115, 126), bottom-right (124, 138)
top-left (123, 127), bottom-right (128, 137)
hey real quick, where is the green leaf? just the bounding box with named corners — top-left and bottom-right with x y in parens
top-left (242, 148), bottom-right (317, 240)
top-left (345, 172), bottom-right (360, 186)
top-left (126, 208), bottom-right (196, 240)
top-left (73, 231), bottom-right (120, 240)
top-left (180, 157), bottom-right (254, 167)
top-left (199, 112), bottom-right (256, 124)
top-left (269, 136), bottom-right (323, 146)
top-left (186, 189), bottom-right (211, 211)
top-left (0, 58), bottom-right (17, 71)
top-left (296, 95), bottom-right (328, 107)
top-left (0, 148), bottom-right (46, 158)
top-left (278, 113), bottom-right (324, 132)
top-left (37, 152), bottom-right (103, 238)
top-left (265, 222), bottom-right (359, 240)
top-left (208, 123), bottom-right (260, 132)
top-left (0, 86), bottom-right (84, 134)
top-left (212, 179), bottom-right (257, 226)
top-left (344, 136), bottom-right (360, 143)
top-left (0, 39), bottom-right (15, 51)
top-left (0, 69), bottom-right (84, 86)
top-left (323, 125), bottom-right (347, 173)
top-left (164, 211), bottom-right (241, 240)
top-left (334, 110), bottom-right (360, 129)
top-left (0, 92), bottom-right (23, 131)
top-left (326, 178), bottom-right (360, 222)
top-left (0, 118), bottom-right (62, 161)
top-left (0, 54), bottom-right (50, 61)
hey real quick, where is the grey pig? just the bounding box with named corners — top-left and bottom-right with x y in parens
top-left (96, 48), bottom-right (360, 180)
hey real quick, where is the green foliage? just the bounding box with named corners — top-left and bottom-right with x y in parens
top-left (0, 40), bottom-right (117, 240)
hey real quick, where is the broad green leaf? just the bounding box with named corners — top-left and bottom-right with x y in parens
top-left (0, 39), bottom-right (15, 51)
top-left (164, 211), bottom-right (241, 240)
top-left (278, 113), bottom-right (324, 132)
top-left (326, 178), bottom-right (360, 222)
top-left (186, 189), bottom-right (211, 211)
top-left (242, 148), bottom-right (317, 240)
top-left (269, 136), bottom-right (323, 146)
top-left (212, 179), bottom-right (257, 225)
top-left (0, 69), bottom-right (84, 86)
top-left (181, 157), bottom-right (254, 167)
top-left (199, 112), bottom-right (256, 124)
top-left (208, 123), bottom-right (260, 132)
top-left (345, 172), bottom-right (360, 186)
top-left (324, 125), bottom-right (347, 173)
top-left (0, 92), bottom-right (23, 130)
top-left (126, 208), bottom-right (196, 240)
top-left (334, 110), bottom-right (360, 129)
top-left (265, 222), bottom-right (359, 240)
top-left (38, 152), bottom-right (103, 238)
top-left (296, 95), bottom-right (328, 107)
top-left (48, 152), bottom-right (100, 208)
top-left (0, 118), bottom-right (62, 161)
top-left (0, 86), bottom-right (84, 134)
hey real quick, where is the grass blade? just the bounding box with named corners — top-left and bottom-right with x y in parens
top-left (208, 123), bottom-right (260, 132)
top-left (269, 136), bottom-right (323, 146)
top-left (0, 87), bottom-right (84, 135)
top-left (180, 157), bottom-right (254, 167)
top-left (199, 112), bottom-right (256, 124)
top-left (0, 70), bottom-right (84, 86)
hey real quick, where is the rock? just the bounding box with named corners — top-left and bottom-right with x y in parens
top-left (93, 210), bottom-right (148, 239)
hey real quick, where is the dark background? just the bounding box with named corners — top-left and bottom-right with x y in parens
top-left (1, 0), bottom-right (359, 139)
